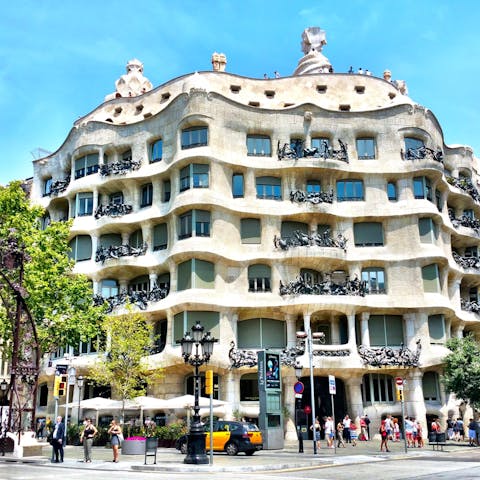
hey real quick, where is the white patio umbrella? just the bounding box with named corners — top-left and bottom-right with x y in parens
top-left (61, 397), bottom-right (130, 425)
top-left (162, 395), bottom-right (227, 426)
top-left (126, 396), bottom-right (169, 424)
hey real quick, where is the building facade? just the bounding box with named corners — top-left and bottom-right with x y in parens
top-left (31, 28), bottom-right (479, 437)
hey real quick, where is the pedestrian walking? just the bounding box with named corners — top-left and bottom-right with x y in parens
top-left (336, 421), bottom-right (346, 447)
top-left (80, 417), bottom-right (98, 463)
top-left (51, 416), bottom-right (65, 463)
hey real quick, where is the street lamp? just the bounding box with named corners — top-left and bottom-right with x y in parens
top-left (179, 322), bottom-right (217, 465)
top-left (296, 328), bottom-right (324, 455)
top-left (0, 379), bottom-right (10, 456)
top-left (77, 376), bottom-right (84, 425)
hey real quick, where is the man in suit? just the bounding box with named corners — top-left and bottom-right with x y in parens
top-left (51, 416), bottom-right (65, 463)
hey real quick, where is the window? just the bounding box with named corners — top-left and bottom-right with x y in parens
top-left (362, 374), bottom-right (394, 403)
top-left (129, 229), bottom-right (144, 249)
top-left (369, 315), bottom-right (403, 346)
top-left (129, 275), bottom-right (149, 292)
top-left (248, 264), bottom-right (271, 292)
top-left (428, 314), bottom-right (446, 344)
top-left (152, 320), bottom-right (167, 354)
top-left (247, 135), bottom-right (271, 156)
top-left (43, 178), bottom-right (53, 196)
top-left (423, 372), bottom-right (440, 401)
top-left (68, 235), bottom-right (92, 262)
top-left (140, 183), bottom-right (153, 207)
top-left (153, 223), bottom-right (168, 251)
top-left (413, 176), bottom-right (432, 201)
top-left (469, 286), bottom-right (478, 302)
top-left (311, 137), bottom-right (330, 156)
top-left (422, 264), bottom-right (441, 293)
top-left (110, 191), bottom-right (124, 205)
top-left (163, 180), bottom-right (171, 202)
top-left (362, 267), bottom-right (386, 294)
top-left (178, 210), bottom-right (211, 239)
top-left (336, 180), bottom-right (364, 201)
top-left (465, 246), bottom-right (478, 258)
top-left (74, 153), bottom-right (99, 179)
top-left (464, 208), bottom-right (474, 220)
top-left (307, 180), bottom-right (321, 194)
top-left (173, 311), bottom-right (220, 345)
top-left (180, 164), bottom-right (209, 191)
top-left (232, 173), bottom-right (244, 198)
top-left (122, 149), bottom-right (132, 162)
top-left (354, 222), bottom-right (384, 246)
top-left (75, 192), bottom-right (93, 217)
top-left (290, 138), bottom-right (304, 158)
top-left (241, 218), bottom-right (261, 244)
top-left (177, 259), bottom-right (215, 290)
top-left (237, 318), bottom-right (286, 349)
top-left (181, 126), bottom-right (208, 149)
top-left (256, 176), bottom-right (282, 200)
top-left (150, 139), bottom-right (163, 163)
top-left (281, 221), bottom-right (308, 238)
top-left (38, 383), bottom-right (48, 407)
top-left (300, 268), bottom-right (322, 285)
top-left (387, 182), bottom-right (397, 201)
top-left (240, 373), bottom-right (259, 401)
top-left (418, 218), bottom-right (438, 243)
top-left (356, 138), bottom-right (376, 159)
top-left (99, 233), bottom-right (122, 248)
top-left (101, 279), bottom-right (118, 298)
top-left (405, 137), bottom-right (424, 151)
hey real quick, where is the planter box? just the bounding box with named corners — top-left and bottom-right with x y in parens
top-left (121, 439), bottom-right (146, 455)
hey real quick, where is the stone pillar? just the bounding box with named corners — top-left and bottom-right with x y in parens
top-left (283, 373), bottom-right (298, 441)
top-left (403, 312), bottom-right (417, 350)
top-left (285, 314), bottom-right (297, 348)
top-left (405, 370), bottom-right (427, 438)
top-left (345, 377), bottom-right (364, 420)
top-left (223, 370), bottom-right (236, 420)
top-left (346, 314), bottom-right (356, 346)
top-left (121, 232), bottom-right (129, 244)
top-left (331, 316), bottom-right (340, 345)
top-left (143, 223), bottom-right (153, 252)
top-left (91, 235), bottom-right (99, 260)
top-left (360, 312), bottom-right (370, 346)
top-left (149, 273), bottom-right (158, 290)
top-left (452, 323), bottom-right (465, 339)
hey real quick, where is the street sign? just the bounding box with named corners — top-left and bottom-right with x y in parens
top-left (294, 381), bottom-right (305, 394)
top-left (328, 375), bottom-right (336, 395)
top-left (395, 377), bottom-right (403, 386)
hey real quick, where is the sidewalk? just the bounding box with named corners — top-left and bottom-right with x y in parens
top-left (0, 438), bottom-right (473, 472)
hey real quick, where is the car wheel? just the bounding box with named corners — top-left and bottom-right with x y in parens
top-left (245, 449), bottom-right (256, 456)
top-left (225, 442), bottom-right (239, 456)
top-left (180, 440), bottom-right (187, 455)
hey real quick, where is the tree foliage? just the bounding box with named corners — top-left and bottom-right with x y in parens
top-left (88, 309), bottom-right (162, 418)
top-left (443, 334), bottom-right (480, 409)
top-left (0, 182), bottom-right (104, 355)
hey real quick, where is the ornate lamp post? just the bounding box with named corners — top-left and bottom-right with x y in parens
top-left (179, 322), bottom-right (217, 465)
top-left (77, 376), bottom-right (84, 425)
top-left (0, 379), bottom-right (9, 456)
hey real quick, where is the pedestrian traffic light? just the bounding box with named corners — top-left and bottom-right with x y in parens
top-left (53, 376), bottom-right (60, 397)
top-left (58, 374), bottom-right (67, 396)
top-left (205, 369), bottom-right (213, 396)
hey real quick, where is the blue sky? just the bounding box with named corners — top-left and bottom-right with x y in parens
top-left (1, 0), bottom-right (479, 184)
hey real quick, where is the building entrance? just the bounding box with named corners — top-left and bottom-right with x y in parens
top-left (297, 376), bottom-right (347, 439)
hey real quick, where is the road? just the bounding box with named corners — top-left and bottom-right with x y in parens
top-left (1, 450), bottom-right (480, 480)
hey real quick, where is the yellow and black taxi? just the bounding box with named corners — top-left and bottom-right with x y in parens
top-left (176, 420), bottom-right (263, 456)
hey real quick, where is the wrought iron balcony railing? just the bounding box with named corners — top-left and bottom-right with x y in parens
top-left (47, 176), bottom-right (70, 196)
top-left (446, 176), bottom-right (480, 203)
top-left (93, 284), bottom-right (170, 313)
top-left (95, 243), bottom-right (147, 263)
top-left (449, 210), bottom-right (480, 235)
top-left (274, 230), bottom-right (347, 251)
top-left (401, 146), bottom-right (443, 163)
top-left (277, 139), bottom-right (348, 163)
top-left (94, 203), bottom-right (133, 219)
top-left (452, 251), bottom-right (480, 270)
top-left (290, 189), bottom-right (334, 204)
top-left (99, 158), bottom-right (141, 176)
top-left (279, 274), bottom-right (366, 297)
top-left (461, 298), bottom-right (480, 314)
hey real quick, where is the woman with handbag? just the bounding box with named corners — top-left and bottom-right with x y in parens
top-left (108, 419), bottom-right (122, 462)
top-left (80, 417), bottom-right (98, 463)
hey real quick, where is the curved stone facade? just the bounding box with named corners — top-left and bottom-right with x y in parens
top-left (32, 40), bottom-right (479, 438)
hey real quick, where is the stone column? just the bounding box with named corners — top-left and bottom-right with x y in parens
top-left (345, 377), bottom-right (364, 420)
top-left (286, 314), bottom-right (297, 348)
top-left (149, 273), bottom-right (158, 290)
top-left (360, 312), bottom-right (370, 346)
top-left (223, 370), bottom-right (236, 420)
top-left (405, 370), bottom-right (427, 438)
top-left (143, 223), bottom-right (153, 252)
top-left (403, 312), bottom-right (417, 350)
top-left (283, 373), bottom-right (298, 441)
top-left (452, 323), bottom-right (465, 339)
top-left (331, 316), bottom-right (340, 345)
top-left (346, 314), bottom-right (356, 347)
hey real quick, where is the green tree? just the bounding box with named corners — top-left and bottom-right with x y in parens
top-left (88, 309), bottom-right (162, 422)
top-left (0, 181), bottom-right (104, 355)
top-left (443, 334), bottom-right (480, 409)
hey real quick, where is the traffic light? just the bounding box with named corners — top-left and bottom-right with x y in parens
top-left (58, 375), bottom-right (67, 396)
top-left (205, 370), bottom-right (213, 396)
top-left (396, 387), bottom-right (403, 402)
top-left (53, 376), bottom-right (60, 397)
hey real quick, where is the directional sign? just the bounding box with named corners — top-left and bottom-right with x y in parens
top-left (294, 381), bottom-right (305, 394)
top-left (328, 375), bottom-right (336, 395)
